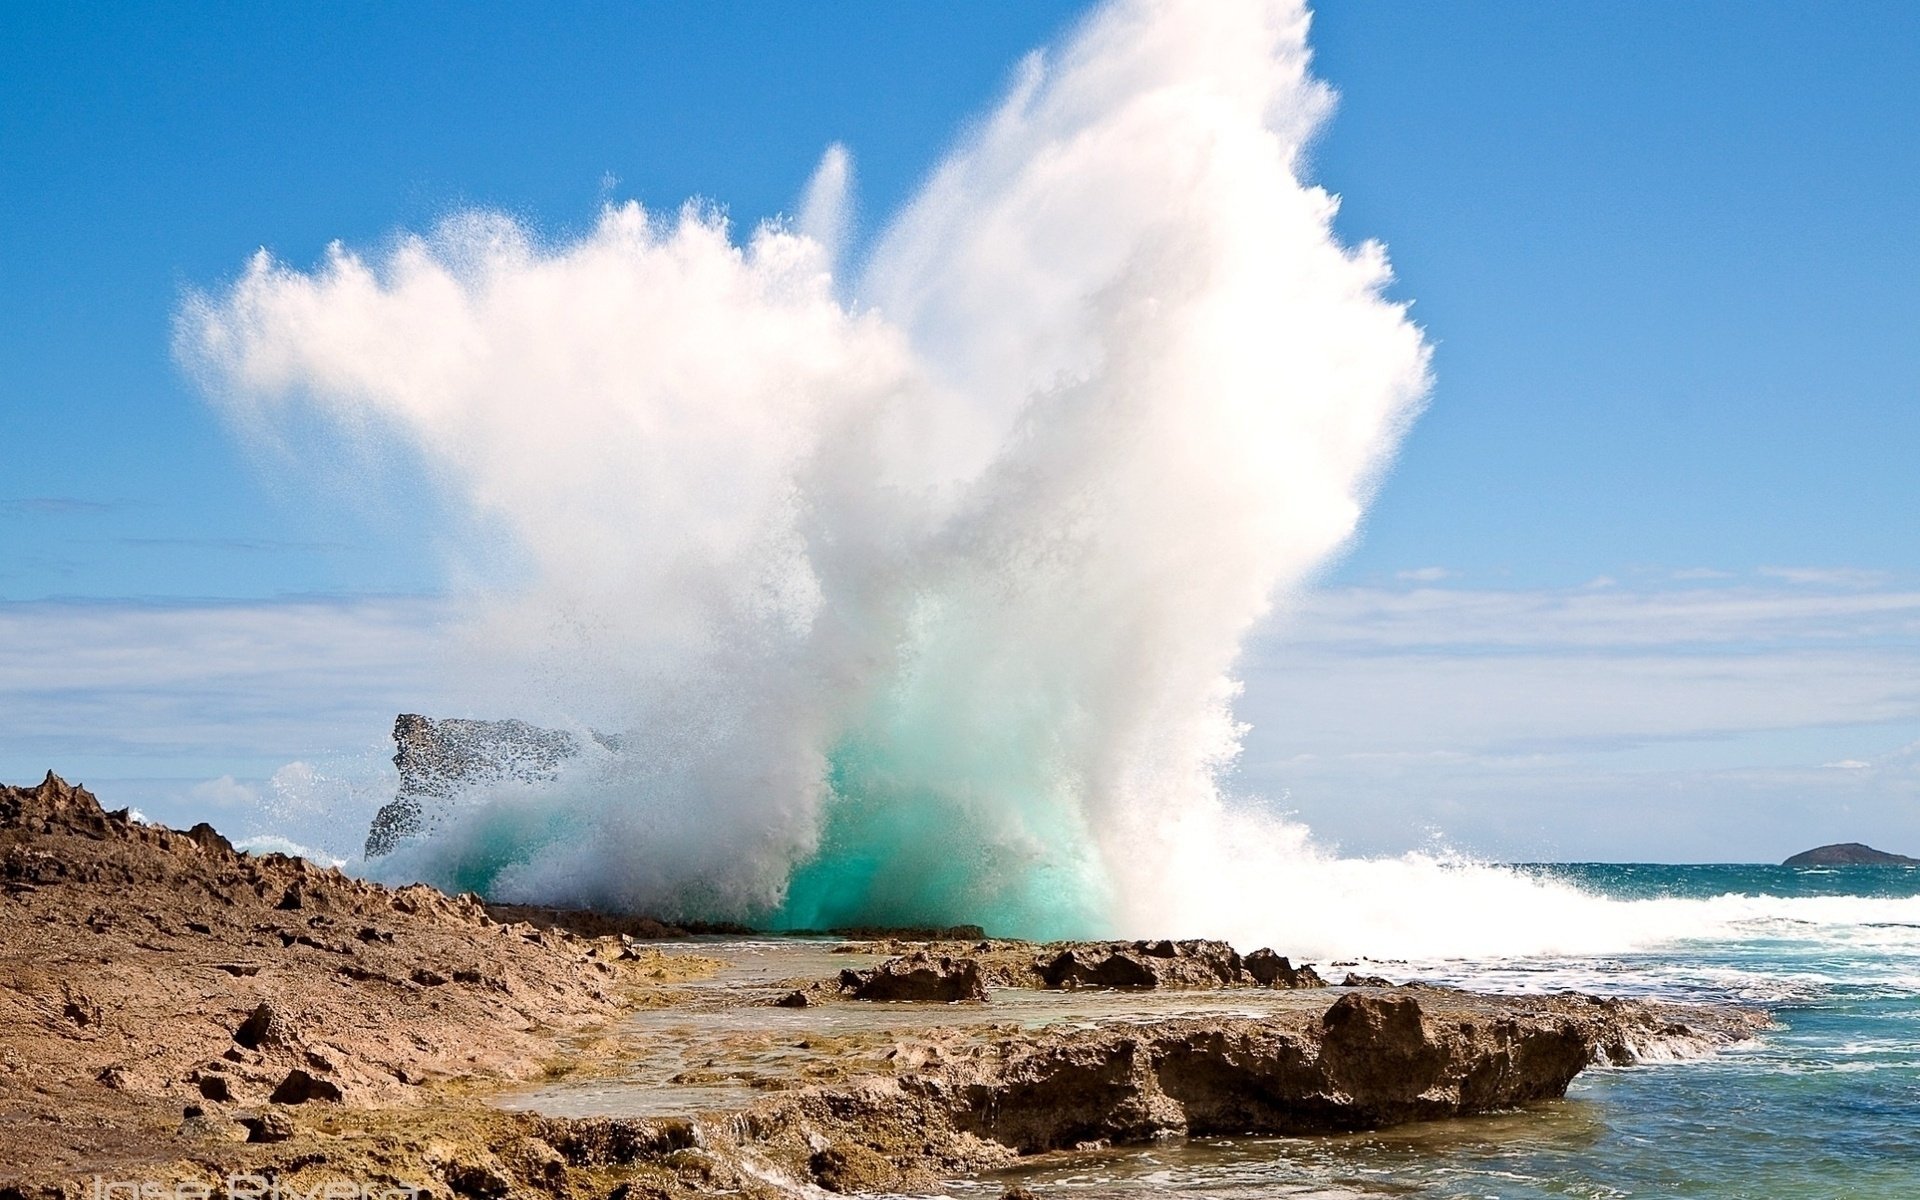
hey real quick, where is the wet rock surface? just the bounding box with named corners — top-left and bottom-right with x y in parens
top-left (839, 950), bottom-right (989, 1002)
top-left (1, 772), bottom-right (1768, 1198)
top-left (827, 937), bottom-right (1327, 995)
top-left (502, 981), bottom-right (1763, 1196)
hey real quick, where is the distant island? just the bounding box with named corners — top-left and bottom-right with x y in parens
top-left (1783, 842), bottom-right (1920, 867)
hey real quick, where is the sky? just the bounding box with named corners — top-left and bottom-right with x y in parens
top-left (2, 1), bottom-right (1916, 862)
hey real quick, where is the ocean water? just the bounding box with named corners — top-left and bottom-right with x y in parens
top-left (964, 864), bottom-right (1920, 1200)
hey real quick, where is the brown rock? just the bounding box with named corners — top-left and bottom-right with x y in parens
top-left (1038, 939), bottom-right (1245, 989)
top-left (0, 772), bottom-right (724, 1185)
top-left (183, 822), bottom-right (234, 856)
top-left (234, 1002), bottom-right (292, 1050)
top-left (810, 1142), bottom-right (897, 1193)
top-left (840, 952), bottom-right (988, 1002)
top-left (1244, 948), bottom-right (1326, 989)
top-left (444, 1159), bottom-right (513, 1198)
top-left (269, 1068), bottom-right (342, 1104)
top-left (238, 1110), bottom-right (294, 1144)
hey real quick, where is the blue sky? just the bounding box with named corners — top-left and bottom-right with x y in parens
top-left (3, 2), bottom-right (1916, 861)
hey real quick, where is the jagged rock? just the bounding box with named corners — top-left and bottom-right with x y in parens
top-left (1244, 948), bottom-right (1326, 989)
top-left (1038, 945), bottom-right (1156, 988)
top-left (233, 1002), bottom-right (292, 1050)
top-left (840, 952), bottom-right (988, 1002)
top-left (0, 770), bottom-right (721, 1182)
top-left (183, 822), bottom-right (234, 856)
top-left (1038, 939), bottom-right (1246, 989)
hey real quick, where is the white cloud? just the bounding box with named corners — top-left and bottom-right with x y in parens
top-left (1237, 577), bottom-right (1920, 860)
top-left (1758, 566), bottom-right (1893, 588)
top-left (1394, 566), bottom-right (1453, 582)
top-left (1670, 567), bottom-right (1735, 581)
top-left (1270, 582), bottom-right (1920, 650)
top-left (0, 596), bottom-right (450, 782)
top-left (189, 774), bottom-right (260, 807)
top-left (6, 576), bottom-right (1917, 866)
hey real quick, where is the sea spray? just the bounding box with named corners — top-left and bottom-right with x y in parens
top-left (179, 0), bottom-right (1449, 944)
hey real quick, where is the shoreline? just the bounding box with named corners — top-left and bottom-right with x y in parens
top-left (1, 774), bottom-right (1766, 1198)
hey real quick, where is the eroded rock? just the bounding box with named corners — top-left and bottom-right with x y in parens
top-left (1038, 939), bottom-right (1248, 990)
top-left (269, 1068), bottom-right (343, 1104)
top-left (233, 1002), bottom-right (292, 1050)
top-left (840, 952), bottom-right (988, 1002)
top-left (1245, 948), bottom-right (1326, 989)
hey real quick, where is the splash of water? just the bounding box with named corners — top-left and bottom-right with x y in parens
top-left (175, 0), bottom-right (1732, 958)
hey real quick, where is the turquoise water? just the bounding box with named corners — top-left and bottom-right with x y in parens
top-left (975, 864), bottom-right (1920, 1200)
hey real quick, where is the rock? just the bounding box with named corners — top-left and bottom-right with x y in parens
top-left (0, 770), bottom-right (1770, 1198)
top-left (1783, 842), bottom-right (1919, 866)
top-left (840, 952), bottom-right (988, 1002)
top-left (1341, 972), bottom-right (1396, 988)
top-left (238, 1110), bottom-right (294, 1144)
top-left (268, 1068), bottom-right (342, 1104)
top-left (1038, 940), bottom-right (1245, 989)
top-left (1316, 993), bottom-right (1451, 1116)
top-left (1038, 945), bottom-right (1156, 988)
top-left (233, 1002), bottom-right (292, 1050)
top-left (948, 994), bottom-right (1627, 1151)
top-left (178, 1111), bottom-right (249, 1142)
top-left (774, 990), bottom-right (813, 1008)
top-left (1244, 948), bottom-right (1326, 989)
top-left (0, 772), bottom-right (110, 833)
top-left (810, 1142), bottom-right (897, 1193)
top-left (1, 771), bottom-right (736, 1185)
top-left (444, 1159), bottom-right (513, 1198)
top-left (183, 822), bottom-right (234, 856)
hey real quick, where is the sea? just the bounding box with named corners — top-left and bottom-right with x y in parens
top-left (963, 863), bottom-right (1920, 1200)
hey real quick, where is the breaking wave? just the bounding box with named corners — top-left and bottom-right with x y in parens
top-left (178, 0), bottom-right (1910, 964)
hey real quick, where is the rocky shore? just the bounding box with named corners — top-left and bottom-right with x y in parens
top-left (1, 774), bottom-right (1766, 1198)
